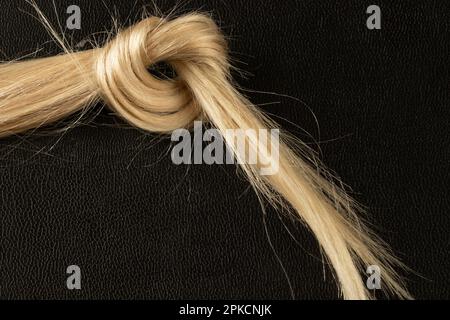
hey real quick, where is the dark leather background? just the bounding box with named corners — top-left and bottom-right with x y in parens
top-left (1, 0), bottom-right (449, 299)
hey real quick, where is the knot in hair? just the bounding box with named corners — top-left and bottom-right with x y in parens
top-left (0, 8), bottom-right (411, 300)
top-left (94, 14), bottom-right (229, 132)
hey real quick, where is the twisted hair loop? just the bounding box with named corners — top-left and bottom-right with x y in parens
top-left (0, 12), bottom-right (411, 300)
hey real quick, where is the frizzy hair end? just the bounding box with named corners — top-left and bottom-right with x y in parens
top-left (0, 6), bottom-right (411, 300)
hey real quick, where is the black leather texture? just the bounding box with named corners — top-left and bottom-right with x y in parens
top-left (1, 0), bottom-right (449, 299)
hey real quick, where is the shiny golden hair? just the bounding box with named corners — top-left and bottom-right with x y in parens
top-left (0, 5), bottom-right (410, 299)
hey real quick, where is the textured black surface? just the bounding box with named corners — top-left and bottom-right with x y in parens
top-left (1, 0), bottom-right (449, 299)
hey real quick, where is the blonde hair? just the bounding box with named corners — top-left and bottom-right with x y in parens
top-left (0, 8), bottom-right (411, 300)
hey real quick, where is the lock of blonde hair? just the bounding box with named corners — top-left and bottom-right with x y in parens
top-left (0, 7), bottom-right (411, 300)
